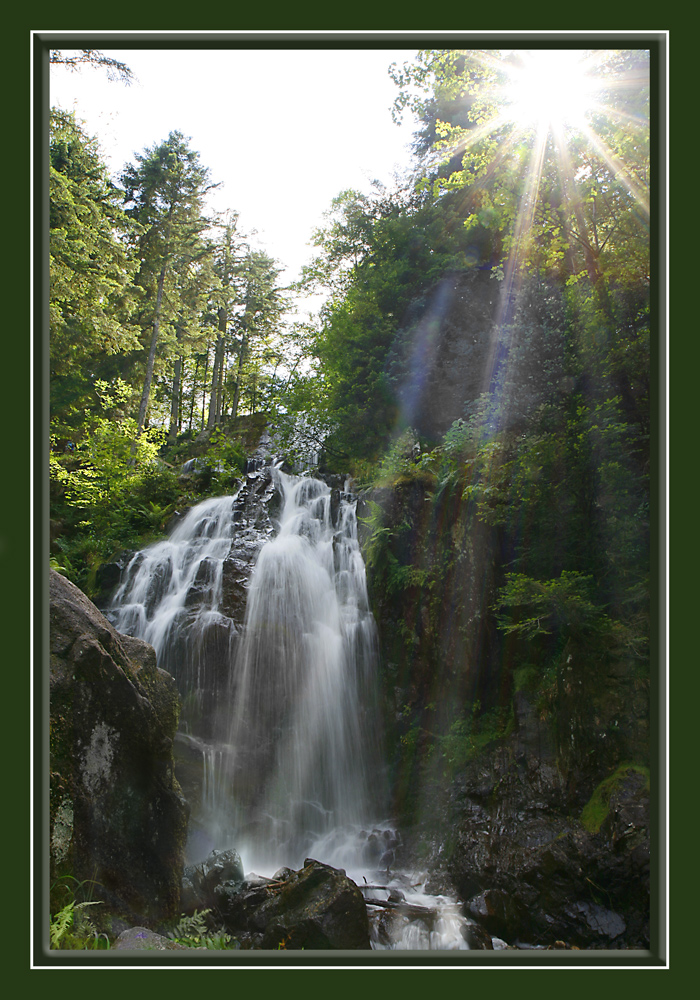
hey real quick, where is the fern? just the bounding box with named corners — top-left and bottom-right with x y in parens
top-left (169, 908), bottom-right (212, 940)
top-left (49, 900), bottom-right (103, 949)
top-left (167, 909), bottom-right (237, 949)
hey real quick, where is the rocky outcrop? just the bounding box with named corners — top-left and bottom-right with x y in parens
top-left (49, 569), bottom-right (188, 924)
top-left (193, 854), bottom-right (372, 949)
top-left (181, 848), bottom-right (245, 914)
top-left (401, 738), bottom-right (650, 949)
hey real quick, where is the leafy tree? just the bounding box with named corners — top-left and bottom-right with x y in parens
top-left (165, 241), bottom-right (219, 443)
top-left (391, 48), bottom-right (650, 290)
top-left (297, 186), bottom-right (475, 468)
top-left (50, 108), bottom-right (140, 438)
top-left (50, 49), bottom-right (134, 84)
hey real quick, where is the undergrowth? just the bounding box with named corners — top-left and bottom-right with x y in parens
top-left (167, 909), bottom-right (239, 950)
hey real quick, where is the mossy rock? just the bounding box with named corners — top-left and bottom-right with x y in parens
top-left (580, 763), bottom-right (650, 833)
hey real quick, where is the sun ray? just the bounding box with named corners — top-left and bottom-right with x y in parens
top-left (578, 123), bottom-right (650, 217)
top-left (430, 107), bottom-right (515, 175)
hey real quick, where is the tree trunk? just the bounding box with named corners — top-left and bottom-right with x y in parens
top-left (230, 332), bottom-right (247, 423)
top-left (208, 227), bottom-right (233, 428)
top-left (201, 347), bottom-right (209, 430)
top-left (207, 333), bottom-right (223, 429)
top-left (188, 357), bottom-right (199, 433)
top-left (168, 318), bottom-right (185, 444)
top-left (136, 263), bottom-right (166, 437)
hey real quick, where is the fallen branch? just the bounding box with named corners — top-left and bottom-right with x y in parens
top-left (363, 898), bottom-right (436, 920)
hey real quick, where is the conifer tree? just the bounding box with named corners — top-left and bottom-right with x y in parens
top-left (121, 131), bottom-right (215, 436)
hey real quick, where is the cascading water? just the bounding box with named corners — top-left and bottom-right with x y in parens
top-left (219, 469), bottom-right (386, 871)
top-left (107, 460), bottom-right (472, 950)
top-left (108, 493), bottom-right (242, 730)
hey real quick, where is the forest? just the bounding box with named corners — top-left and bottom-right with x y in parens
top-left (46, 46), bottom-right (655, 958)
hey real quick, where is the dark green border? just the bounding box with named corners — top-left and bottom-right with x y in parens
top-left (15, 19), bottom-right (671, 984)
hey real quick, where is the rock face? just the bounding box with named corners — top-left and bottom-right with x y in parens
top-left (196, 855), bottom-right (372, 949)
top-left (404, 743), bottom-right (650, 949)
top-left (388, 269), bottom-right (568, 441)
top-left (49, 569), bottom-right (189, 924)
top-left (360, 453), bottom-right (651, 951)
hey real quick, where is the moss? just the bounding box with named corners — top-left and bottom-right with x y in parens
top-left (580, 763), bottom-right (650, 833)
top-left (513, 663), bottom-right (541, 693)
top-left (391, 467), bottom-right (438, 492)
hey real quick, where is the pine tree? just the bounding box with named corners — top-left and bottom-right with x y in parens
top-left (121, 131), bottom-right (215, 436)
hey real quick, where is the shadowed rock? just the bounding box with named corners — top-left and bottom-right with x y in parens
top-left (50, 569), bottom-right (188, 924)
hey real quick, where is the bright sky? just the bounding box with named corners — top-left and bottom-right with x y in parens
top-left (50, 46), bottom-right (421, 312)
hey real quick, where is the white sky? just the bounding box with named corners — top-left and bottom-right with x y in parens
top-left (50, 47), bottom-right (421, 314)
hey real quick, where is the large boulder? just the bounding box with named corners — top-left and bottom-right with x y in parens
top-left (49, 570), bottom-right (189, 924)
top-left (214, 858), bottom-right (372, 949)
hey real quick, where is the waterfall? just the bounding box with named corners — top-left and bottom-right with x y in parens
top-left (106, 467), bottom-right (386, 865)
top-left (221, 469), bottom-right (385, 870)
top-left (107, 494), bottom-right (242, 731)
top-left (107, 462), bottom-right (471, 949)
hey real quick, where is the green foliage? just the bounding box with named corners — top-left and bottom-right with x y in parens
top-left (298, 188), bottom-right (476, 470)
top-left (399, 705), bottom-right (514, 793)
top-left (167, 910), bottom-right (239, 950)
top-left (49, 895), bottom-right (108, 950)
top-left (50, 379), bottom-right (185, 591)
top-left (361, 498), bottom-right (430, 600)
top-left (512, 664), bottom-right (541, 694)
top-left (437, 706), bottom-right (514, 775)
top-left (494, 570), bottom-right (609, 642)
top-left (50, 108), bottom-right (141, 436)
top-left (390, 49), bottom-right (649, 286)
top-left (203, 426), bottom-right (246, 484)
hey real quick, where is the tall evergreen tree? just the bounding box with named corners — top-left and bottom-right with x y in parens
top-left (228, 249), bottom-right (285, 421)
top-left (121, 131), bottom-right (215, 436)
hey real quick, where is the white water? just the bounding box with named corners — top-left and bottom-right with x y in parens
top-left (108, 466), bottom-right (471, 949)
top-left (220, 470), bottom-right (385, 871)
top-left (108, 493), bottom-right (241, 702)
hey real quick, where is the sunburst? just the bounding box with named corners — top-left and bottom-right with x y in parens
top-left (502, 49), bottom-right (603, 136)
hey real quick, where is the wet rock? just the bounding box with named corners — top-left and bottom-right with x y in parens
top-left (93, 556), bottom-right (128, 608)
top-left (462, 921), bottom-right (494, 949)
top-left (181, 848), bottom-right (245, 914)
top-left (49, 570), bottom-right (188, 925)
top-left (466, 890), bottom-right (522, 938)
top-left (564, 902), bottom-right (626, 942)
top-left (215, 858), bottom-right (371, 949)
top-left (272, 867), bottom-right (295, 881)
